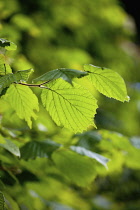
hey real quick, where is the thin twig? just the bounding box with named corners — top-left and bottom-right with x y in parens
top-left (18, 82), bottom-right (41, 87)
top-left (17, 82), bottom-right (50, 90)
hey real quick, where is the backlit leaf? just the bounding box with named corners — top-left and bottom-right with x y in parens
top-left (41, 79), bottom-right (98, 132)
top-left (3, 84), bottom-right (39, 128)
top-left (0, 134), bottom-right (20, 157)
top-left (84, 64), bottom-right (129, 102)
top-left (33, 68), bottom-right (88, 84)
top-left (52, 148), bottom-right (97, 186)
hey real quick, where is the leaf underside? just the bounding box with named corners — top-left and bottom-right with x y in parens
top-left (33, 68), bottom-right (88, 84)
top-left (3, 84), bottom-right (39, 128)
top-left (41, 79), bottom-right (98, 132)
top-left (0, 135), bottom-right (20, 157)
top-left (84, 64), bottom-right (129, 102)
top-left (0, 69), bottom-right (33, 93)
top-left (70, 146), bottom-right (109, 168)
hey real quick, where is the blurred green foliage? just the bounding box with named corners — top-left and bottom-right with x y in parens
top-left (0, 0), bottom-right (140, 209)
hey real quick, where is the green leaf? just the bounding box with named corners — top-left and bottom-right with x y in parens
top-left (41, 79), bottom-right (98, 132)
top-left (0, 191), bottom-right (4, 210)
top-left (0, 38), bottom-right (17, 51)
top-left (21, 140), bottom-right (60, 160)
top-left (33, 68), bottom-right (88, 84)
top-left (0, 54), bottom-right (5, 65)
top-left (0, 69), bottom-right (33, 93)
top-left (0, 64), bottom-right (12, 76)
top-left (0, 134), bottom-right (20, 157)
top-left (70, 146), bottom-right (109, 168)
top-left (4, 193), bottom-right (20, 210)
top-left (4, 64), bottom-right (12, 74)
top-left (3, 84), bottom-right (39, 128)
top-left (0, 55), bottom-right (12, 75)
top-left (52, 148), bottom-right (97, 186)
top-left (0, 180), bottom-right (5, 191)
top-left (0, 54), bottom-right (5, 75)
top-left (0, 38), bottom-right (10, 47)
top-left (0, 66), bottom-right (5, 76)
top-left (84, 64), bottom-right (129, 102)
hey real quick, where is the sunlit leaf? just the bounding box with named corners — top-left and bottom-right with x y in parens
top-left (33, 68), bottom-right (88, 84)
top-left (41, 79), bottom-right (98, 132)
top-left (70, 146), bottom-right (109, 168)
top-left (0, 134), bottom-right (20, 157)
top-left (52, 148), bottom-right (97, 186)
top-left (21, 140), bottom-right (60, 160)
top-left (0, 55), bottom-right (12, 75)
top-left (0, 69), bottom-right (33, 93)
top-left (3, 84), bottom-right (39, 128)
top-left (84, 64), bottom-right (129, 102)
top-left (4, 64), bottom-right (12, 74)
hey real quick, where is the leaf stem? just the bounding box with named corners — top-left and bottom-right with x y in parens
top-left (17, 80), bottom-right (52, 89)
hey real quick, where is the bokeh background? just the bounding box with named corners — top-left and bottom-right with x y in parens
top-left (0, 0), bottom-right (140, 209)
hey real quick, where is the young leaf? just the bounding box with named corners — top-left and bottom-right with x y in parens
top-left (3, 84), bottom-right (39, 128)
top-left (84, 64), bottom-right (129, 102)
top-left (0, 134), bottom-right (20, 157)
top-left (70, 146), bottom-right (109, 168)
top-left (0, 69), bottom-right (33, 93)
top-left (0, 38), bottom-right (17, 51)
top-left (0, 191), bottom-right (4, 210)
top-left (52, 148), bottom-right (97, 186)
top-left (41, 79), bottom-right (98, 132)
top-left (21, 140), bottom-right (60, 160)
top-left (33, 68), bottom-right (88, 84)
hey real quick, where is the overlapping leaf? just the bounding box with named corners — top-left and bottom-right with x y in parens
top-left (0, 69), bottom-right (33, 93)
top-left (52, 148), bottom-right (97, 186)
top-left (41, 79), bottom-right (98, 132)
top-left (0, 134), bottom-right (20, 157)
top-left (70, 146), bottom-right (109, 168)
top-left (33, 68), bottom-right (88, 84)
top-left (3, 84), bottom-right (39, 128)
top-left (84, 64), bottom-right (129, 102)
top-left (21, 140), bottom-right (60, 160)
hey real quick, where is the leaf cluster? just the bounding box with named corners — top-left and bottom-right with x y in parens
top-left (0, 39), bottom-right (134, 209)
